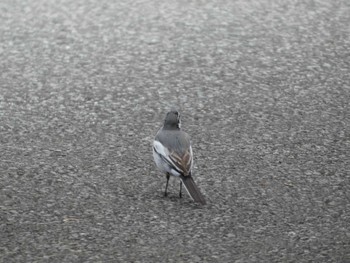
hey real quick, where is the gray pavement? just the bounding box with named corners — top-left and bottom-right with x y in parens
top-left (1, 0), bottom-right (350, 262)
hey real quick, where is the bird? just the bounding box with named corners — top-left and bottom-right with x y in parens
top-left (153, 110), bottom-right (206, 205)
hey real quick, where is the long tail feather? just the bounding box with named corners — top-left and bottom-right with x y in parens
top-left (180, 176), bottom-right (206, 205)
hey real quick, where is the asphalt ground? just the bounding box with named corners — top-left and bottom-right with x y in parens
top-left (1, 0), bottom-right (350, 262)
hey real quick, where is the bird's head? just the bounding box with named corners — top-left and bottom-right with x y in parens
top-left (163, 110), bottom-right (181, 130)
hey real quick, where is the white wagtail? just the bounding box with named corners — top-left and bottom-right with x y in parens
top-left (153, 111), bottom-right (206, 205)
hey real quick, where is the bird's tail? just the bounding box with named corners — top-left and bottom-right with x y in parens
top-left (180, 176), bottom-right (206, 205)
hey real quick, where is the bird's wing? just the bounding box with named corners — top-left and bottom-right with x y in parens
top-left (153, 131), bottom-right (193, 176)
top-left (167, 146), bottom-right (193, 176)
top-left (153, 140), bottom-right (182, 175)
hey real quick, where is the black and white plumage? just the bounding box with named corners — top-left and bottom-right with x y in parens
top-left (153, 111), bottom-right (206, 205)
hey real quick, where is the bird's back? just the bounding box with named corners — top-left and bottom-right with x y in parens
top-left (155, 129), bottom-right (191, 155)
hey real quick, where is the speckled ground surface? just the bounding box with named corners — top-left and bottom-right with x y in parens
top-left (1, 0), bottom-right (349, 262)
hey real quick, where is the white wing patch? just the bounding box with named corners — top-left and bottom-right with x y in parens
top-left (153, 140), bottom-right (181, 176)
top-left (153, 140), bottom-right (169, 157)
top-left (189, 145), bottom-right (193, 170)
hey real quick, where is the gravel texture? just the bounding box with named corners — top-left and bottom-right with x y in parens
top-left (1, 0), bottom-right (350, 262)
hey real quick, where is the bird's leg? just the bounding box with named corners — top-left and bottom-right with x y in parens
top-left (164, 173), bottom-right (170, 197)
top-left (179, 181), bottom-right (182, 198)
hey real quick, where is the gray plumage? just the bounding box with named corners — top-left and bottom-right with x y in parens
top-left (155, 130), bottom-right (191, 155)
top-left (153, 111), bottom-right (206, 205)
